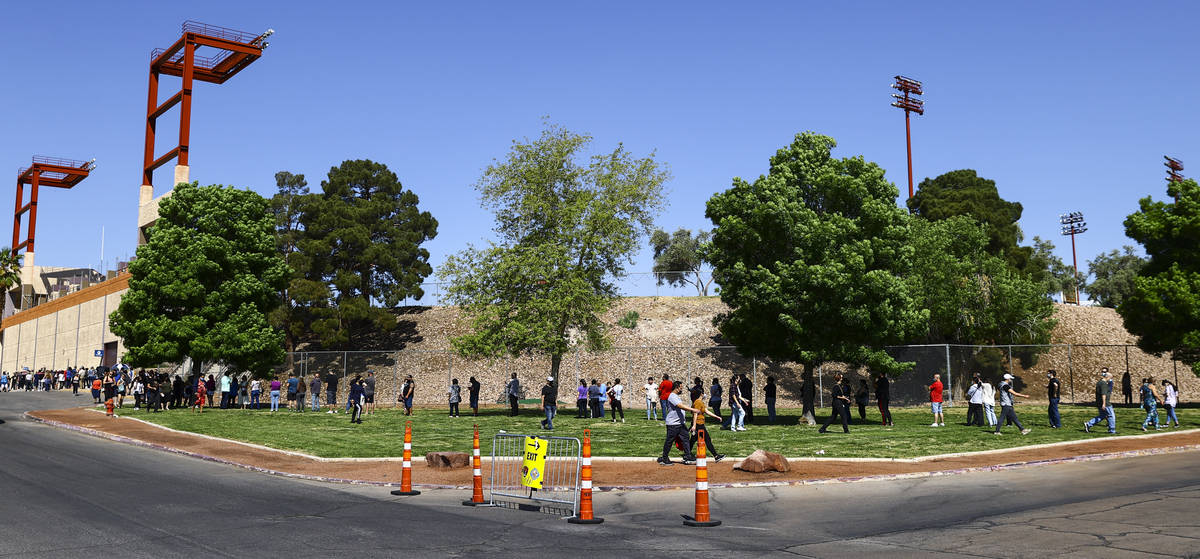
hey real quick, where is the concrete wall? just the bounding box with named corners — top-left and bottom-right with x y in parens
top-left (0, 276), bottom-right (128, 373)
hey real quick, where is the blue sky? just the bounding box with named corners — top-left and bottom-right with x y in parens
top-left (3, 1), bottom-right (1196, 301)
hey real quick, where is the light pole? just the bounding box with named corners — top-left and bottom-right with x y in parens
top-left (891, 75), bottom-right (924, 199)
top-left (1059, 212), bottom-right (1087, 305)
top-left (1165, 156), bottom-right (1184, 202)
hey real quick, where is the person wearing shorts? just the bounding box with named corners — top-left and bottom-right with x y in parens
top-left (324, 372), bottom-right (338, 413)
top-left (927, 374), bottom-right (944, 427)
top-left (364, 371), bottom-right (376, 414)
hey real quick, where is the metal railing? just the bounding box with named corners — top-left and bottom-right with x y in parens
top-left (489, 433), bottom-right (580, 516)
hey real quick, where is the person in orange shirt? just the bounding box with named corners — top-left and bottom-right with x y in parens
top-left (91, 378), bottom-right (103, 404)
top-left (193, 380), bottom-right (207, 413)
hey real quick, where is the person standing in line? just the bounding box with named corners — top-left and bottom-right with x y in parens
top-left (362, 371), bottom-right (376, 415)
top-left (597, 379), bottom-right (608, 419)
top-left (250, 378), bottom-right (262, 409)
top-left (204, 375), bottom-right (216, 408)
top-left (708, 377), bottom-right (723, 420)
top-left (295, 375), bottom-right (306, 413)
top-left (608, 378), bottom-right (624, 422)
top-left (1083, 370), bottom-right (1116, 434)
top-left (739, 373), bottom-right (754, 423)
top-left (818, 373), bottom-right (852, 434)
top-left (981, 378), bottom-right (997, 426)
top-left (800, 371), bottom-right (817, 425)
top-left (1140, 377), bottom-right (1163, 431)
top-left (688, 387), bottom-right (725, 462)
top-left (192, 378), bottom-right (207, 413)
top-left (765, 376), bottom-right (778, 423)
top-left (269, 377), bottom-right (282, 412)
top-left (448, 378), bottom-right (462, 417)
top-left (644, 377), bottom-right (659, 421)
top-left (310, 374), bottom-right (322, 412)
top-left (402, 375), bottom-right (416, 416)
top-left (728, 374), bottom-right (749, 431)
top-left (539, 376), bottom-right (557, 430)
top-left (505, 372), bottom-right (521, 417)
top-left (1161, 380), bottom-right (1180, 428)
top-left (966, 375), bottom-right (985, 427)
top-left (348, 375), bottom-right (365, 424)
top-left (232, 374), bottom-right (243, 409)
top-left (91, 376), bottom-right (103, 404)
top-left (875, 373), bottom-right (893, 426)
top-left (854, 379), bottom-right (869, 422)
top-left (131, 376), bottom-right (145, 410)
top-left (587, 379), bottom-right (601, 418)
top-left (1120, 369), bottom-right (1132, 406)
top-left (324, 372), bottom-right (339, 413)
top-left (657, 382), bottom-right (697, 466)
top-left (468, 376), bottom-right (481, 416)
top-left (579, 379), bottom-right (591, 419)
top-left (285, 373), bottom-right (299, 411)
top-left (146, 376), bottom-right (161, 412)
top-left (689, 377), bottom-right (704, 402)
top-left (926, 373), bottom-right (945, 427)
top-left (71, 369), bottom-right (80, 396)
top-left (657, 374), bottom-right (674, 421)
top-left (218, 372), bottom-right (232, 409)
top-left (993, 374), bottom-right (1031, 435)
top-left (1046, 370), bottom-right (1062, 428)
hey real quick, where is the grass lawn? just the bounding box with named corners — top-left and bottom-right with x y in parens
top-left (103, 402), bottom-right (1199, 459)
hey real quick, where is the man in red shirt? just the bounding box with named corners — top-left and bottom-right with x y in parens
top-left (657, 374), bottom-right (673, 419)
top-left (927, 374), bottom-right (944, 427)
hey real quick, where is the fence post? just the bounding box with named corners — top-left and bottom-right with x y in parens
top-left (818, 365), bottom-right (824, 409)
top-left (1007, 345), bottom-right (1013, 377)
top-left (1067, 344), bottom-right (1074, 404)
top-left (944, 344), bottom-right (952, 404)
top-left (1124, 345), bottom-right (1130, 374)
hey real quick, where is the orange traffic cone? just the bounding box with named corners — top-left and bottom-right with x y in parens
top-left (568, 429), bottom-right (603, 524)
top-left (391, 421), bottom-right (421, 496)
top-left (462, 424), bottom-right (486, 506)
top-left (683, 429), bottom-right (720, 527)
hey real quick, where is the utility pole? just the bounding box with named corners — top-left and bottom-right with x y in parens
top-left (891, 75), bottom-right (924, 199)
top-left (1059, 212), bottom-right (1087, 305)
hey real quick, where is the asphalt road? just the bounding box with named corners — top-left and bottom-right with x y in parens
top-left (2, 390), bottom-right (1198, 558)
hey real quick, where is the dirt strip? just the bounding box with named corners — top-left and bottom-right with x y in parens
top-left (28, 408), bottom-right (1200, 491)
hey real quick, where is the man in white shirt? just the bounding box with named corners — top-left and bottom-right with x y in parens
top-left (643, 377), bottom-right (658, 421)
top-left (981, 379), bottom-right (997, 426)
top-left (608, 379), bottom-right (624, 423)
top-left (965, 374), bottom-right (985, 426)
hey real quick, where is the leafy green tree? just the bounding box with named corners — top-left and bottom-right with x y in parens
top-left (706, 132), bottom-right (927, 377)
top-left (650, 228), bottom-right (713, 296)
top-left (907, 169), bottom-right (1031, 268)
top-left (0, 249), bottom-right (22, 293)
top-left (907, 216), bottom-right (1055, 345)
top-left (1086, 246), bottom-right (1146, 308)
top-left (1029, 235), bottom-right (1085, 299)
top-left (110, 183), bottom-right (289, 377)
top-left (268, 171), bottom-right (309, 357)
top-left (442, 123), bottom-right (669, 379)
top-left (1119, 179), bottom-right (1200, 375)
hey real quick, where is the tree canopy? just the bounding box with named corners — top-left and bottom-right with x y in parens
top-left (296, 160), bottom-right (438, 348)
top-left (442, 123), bottom-right (669, 379)
top-left (110, 183), bottom-right (288, 376)
top-left (650, 228), bottom-right (713, 296)
top-left (1086, 246), bottom-right (1146, 308)
top-left (706, 132), bottom-right (926, 376)
top-left (907, 169), bottom-right (1030, 268)
top-left (268, 171), bottom-right (310, 356)
top-left (1118, 179), bottom-right (1200, 374)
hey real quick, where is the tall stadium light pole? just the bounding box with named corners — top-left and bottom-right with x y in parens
top-left (1060, 212), bottom-right (1087, 305)
top-left (1165, 156), bottom-right (1184, 202)
top-left (891, 75), bottom-right (924, 199)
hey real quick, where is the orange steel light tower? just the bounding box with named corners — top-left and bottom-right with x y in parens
top-left (139, 21), bottom-right (271, 242)
top-left (1165, 156), bottom-right (1184, 202)
top-left (13, 156), bottom-right (95, 257)
top-left (891, 75), bottom-right (924, 199)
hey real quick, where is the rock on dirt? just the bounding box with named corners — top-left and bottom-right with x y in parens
top-left (732, 449), bottom-right (790, 473)
top-left (425, 451), bottom-right (470, 469)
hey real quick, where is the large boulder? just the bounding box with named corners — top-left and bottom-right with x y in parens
top-left (732, 449), bottom-right (790, 473)
top-left (425, 451), bottom-right (470, 469)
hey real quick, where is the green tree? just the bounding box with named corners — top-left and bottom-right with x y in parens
top-left (0, 249), bottom-right (22, 293)
top-left (1029, 236), bottom-right (1085, 299)
top-left (907, 170), bottom-right (1031, 269)
top-left (1119, 179), bottom-right (1200, 374)
top-left (109, 183), bottom-right (288, 377)
top-left (268, 171), bottom-right (310, 358)
top-left (1086, 246), bottom-right (1146, 308)
top-left (298, 160), bottom-right (438, 348)
top-left (442, 123), bottom-right (669, 379)
top-left (650, 228), bottom-right (713, 296)
top-left (706, 132), bottom-right (927, 377)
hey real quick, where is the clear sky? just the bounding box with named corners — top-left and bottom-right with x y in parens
top-left (3, 1), bottom-right (1196, 302)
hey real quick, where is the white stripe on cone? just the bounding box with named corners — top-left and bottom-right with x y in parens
top-left (473, 448), bottom-right (480, 456)
top-left (697, 481), bottom-right (708, 491)
top-left (582, 480), bottom-right (592, 489)
top-left (696, 458), bottom-right (706, 467)
top-left (403, 460), bottom-right (411, 468)
top-left (404, 443), bottom-right (412, 450)
top-left (582, 457), bottom-right (591, 466)
top-left (473, 468), bottom-right (481, 476)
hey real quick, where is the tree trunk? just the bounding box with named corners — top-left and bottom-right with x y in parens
top-left (550, 353), bottom-right (562, 397)
top-left (801, 362), bottom-right (817, 425)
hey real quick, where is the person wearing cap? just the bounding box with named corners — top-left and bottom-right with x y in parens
top-left (1083, 370), bottom-right (1116, 434)
top-left (1046, 370), bottom-right (1062, 428)
top-left (402, 375), bottom-right (416, 415)
top-left (993, 373), bottom-right (1031, 435)
top-left (539, 376), bottom-right (557, 430)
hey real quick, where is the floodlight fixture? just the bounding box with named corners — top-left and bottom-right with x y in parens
top-left (891, 75), bottom-right (924, 199)
top-left (1059, 211), bottom-right (1087, 305)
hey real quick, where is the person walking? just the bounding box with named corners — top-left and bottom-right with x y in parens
top-left (1084, 370), bottom-right (1116, 434)
top-left (765, 376), bottom-right (778, 423)
top-left (1161, 380), bottom-right (1180, 428)
top-left (539, 376), bottom-right (557, 430)
top-left (708, 377), bottom-right (723, 419)
top-left (800, 371), bottom-right (817, 425)
top-left (324, 372), bottom-right (339, 413)
top-left (348, 375), bottom-right (365, 424)
top-left (608, 378), bottom-right (624, 422)
top-left (192, 378), bottom-right (207, 413)
top-left (506, 373), bottom-right (521, 417)
top-left (269, 377), bottom-right (282, 412)
top-left (448, 378), bottom-right (462, 417)
top-left (993, 374), bottom-right (1031, 435)
top-left (577, 379), bottom-right (590, 418)
top-left (364, 371), bottom-right (376, 415)
top-left (1140, 377), bottom-right (1163, 431)
top-left (401, 375), bottom-right (416, 416)
top-left (875, 373), bottom-right (893, 426)
top-left (131, 376), bottom-right (144, 410)
top-left (981, 377), bottom-right (997, 426)
top-left (657, 382), bottom-right (697, 466)
top-left (644, 377), bottom-right (659, 421)
top-left (295, 375), bottom-right (306, 413)
top-left (819, 373), bottom-right (852, 434)
top-left (966, 375), bottom-right (985, 427)
top-left (727, 374), bottom-right (748, 431)
top-left (854, 379), bottom-right (868, 422)
top-left (1046, 370), bottom-right (1062, 428)
top-left (468, 376), bottom-right (481, 416)
top-left (310, 375), bottom-right (322, 412)
top-left (688, 387), bottom-right (725, 462)
top-left (926, 373), bottom-right (945, 427)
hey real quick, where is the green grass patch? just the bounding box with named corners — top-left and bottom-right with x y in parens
top-left (106, 403), bottom-right (1198, 459)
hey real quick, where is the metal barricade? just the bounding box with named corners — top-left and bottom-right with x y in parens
top-left (489, 433), bottom-right (581, 516)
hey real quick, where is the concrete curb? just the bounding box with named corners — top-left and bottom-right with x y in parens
top-left (26, 410), bottom-right (1200, 492)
